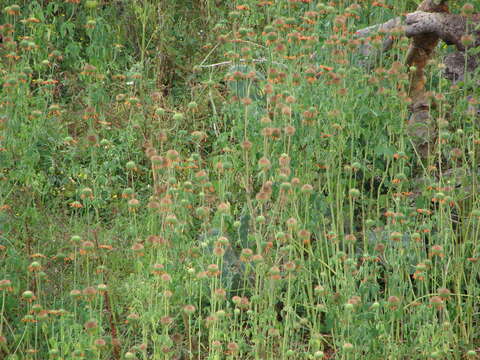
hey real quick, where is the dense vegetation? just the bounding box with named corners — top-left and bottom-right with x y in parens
top-left (0, 0), bottom-right (479, 359)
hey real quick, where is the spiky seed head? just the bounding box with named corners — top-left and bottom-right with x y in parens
top-left (183, 305), bottom-right (196, 314)
top-left (461, 3), bottom-right (474, 16)
top-left (22, 290), bottom-right (35, 300)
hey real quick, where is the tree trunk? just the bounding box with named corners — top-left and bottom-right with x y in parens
top-left (356, 1), bottom-right (480, 158)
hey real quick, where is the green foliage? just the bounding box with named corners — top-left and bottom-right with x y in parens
top-left (0, 0), bottom-right (479, 359)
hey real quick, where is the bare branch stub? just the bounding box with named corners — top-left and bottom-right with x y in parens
top-left (354, 17), bottom-right (401, 54)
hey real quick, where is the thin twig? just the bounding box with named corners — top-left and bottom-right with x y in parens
top-left (198, 57), bottom-right (288, 68)
top-left (199, 42), bottom-right (222, 67)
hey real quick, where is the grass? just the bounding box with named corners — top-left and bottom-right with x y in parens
top-left (0, 0), bottom-right (479, 359)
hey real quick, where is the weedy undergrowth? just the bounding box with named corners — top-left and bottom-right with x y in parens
top-left (0, 0), bottom-right (479, 359)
